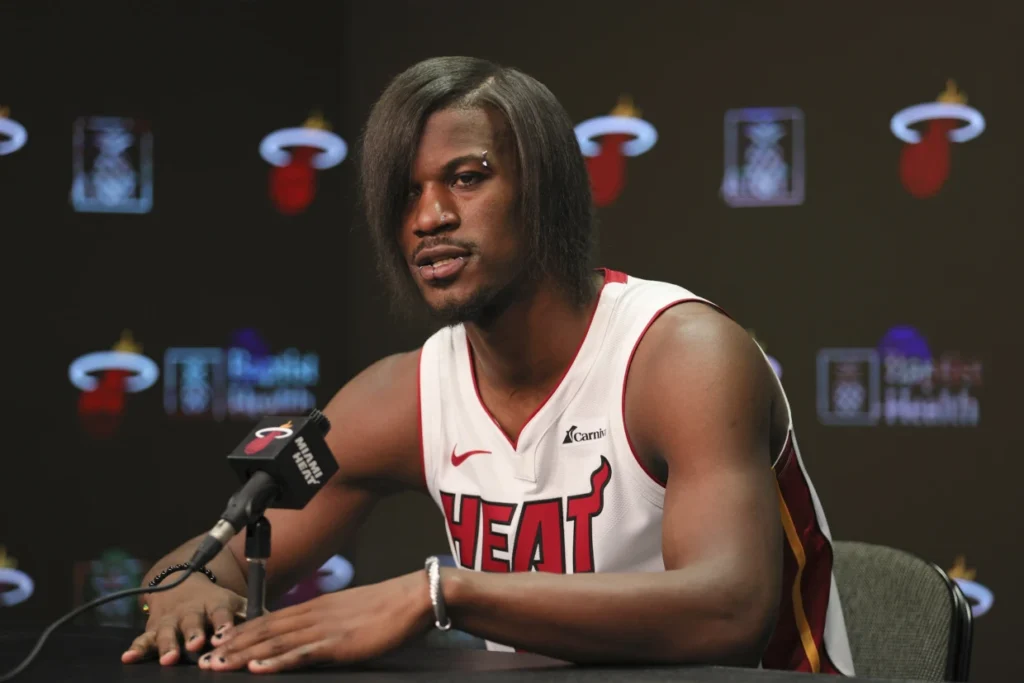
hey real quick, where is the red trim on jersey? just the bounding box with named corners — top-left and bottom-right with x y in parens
top-left (466, 269), bottom-right (614, 450)
top-left (761, 435), bottom-right (839, 674)
top-left (599, 267), bottom-right (628, 284)
top-left (416, 347), bottom-right (427, 492)
top-left (620, 298), bottom-right (704, 488)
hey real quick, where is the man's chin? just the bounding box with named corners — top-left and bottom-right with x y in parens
top-left (423, 284), bottom-right (511, 327)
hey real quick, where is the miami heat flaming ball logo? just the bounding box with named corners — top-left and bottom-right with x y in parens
top-left (68, 330), bottom-right (159, 439)
top-left (244, 421), bottom-right (294, 454)
top-left (891, 80), bottom-right (985, 198)
top-left (0, 107), bottom-right (28, 156)
top-left (259, 112), bottom-right (347, 215)
top-left (575, 96), bottom-right (657, 207)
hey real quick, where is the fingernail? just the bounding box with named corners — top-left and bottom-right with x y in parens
top-left (255, 660), bottom-right (266, 666)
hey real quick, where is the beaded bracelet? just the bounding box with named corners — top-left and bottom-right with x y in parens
top-left (141, 562), bottom-right (216, 612)
top-left (147, 561), bottom-right (217, 588)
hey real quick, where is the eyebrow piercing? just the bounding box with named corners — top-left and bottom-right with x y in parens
top-left (481, 150), bottom-right (489, 168)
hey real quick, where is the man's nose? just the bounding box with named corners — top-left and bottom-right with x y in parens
top-left (413, 186), bottom-right (459, 237)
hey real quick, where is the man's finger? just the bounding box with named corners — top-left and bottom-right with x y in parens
top-left (178, 606), bottom-right (209, 653)
top-left (203, 626), bottom-right (324, 672)
top-left (121, 631), bottom-right (157, 664)
top-left (207, 600), bottom-right (243, 641)
top-left (247, 639), bottom-right (330, 673)
top-left (154, 620), bottom-right (182, 666)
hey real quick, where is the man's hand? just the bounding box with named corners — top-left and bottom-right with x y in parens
top-left (121, 575), bottom-right (247, 666)
top-left (198, 571), bottom-right (432, 673)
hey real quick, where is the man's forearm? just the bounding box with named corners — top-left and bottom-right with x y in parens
top-left (441, 565), bottom-right (773, 666)
top-left (138, 534), bottom-right (247, 607)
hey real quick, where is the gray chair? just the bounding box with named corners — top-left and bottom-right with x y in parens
top-left (832, 541), bottom-right (973, 682)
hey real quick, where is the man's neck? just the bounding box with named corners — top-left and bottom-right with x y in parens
top-left (464, 273), bottom-right (603, 399)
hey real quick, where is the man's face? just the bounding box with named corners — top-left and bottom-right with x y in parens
top-left (399, 106), bottom-right (524, 324)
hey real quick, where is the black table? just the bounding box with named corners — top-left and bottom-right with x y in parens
top-left (0, 626), bottom-right (923, 683)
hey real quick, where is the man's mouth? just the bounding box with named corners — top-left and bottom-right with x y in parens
top-left (416, 255), bottom-right (469, 282)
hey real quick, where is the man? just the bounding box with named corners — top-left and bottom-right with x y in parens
top-left (123, 56), bottom-right (854, 675)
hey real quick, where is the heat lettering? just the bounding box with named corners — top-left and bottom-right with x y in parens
top-left (479, 501), bottom-right (516, 572)
top-left (512, 498), bottom-right (565, 573)
top-left (441, 492), bottom-right (480, 569)
top-left (439, 456), bottom-right (611, 574)
top-left (566, 456), bottom-right (612, 573)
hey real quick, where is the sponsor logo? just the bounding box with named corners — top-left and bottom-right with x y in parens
top-left (260, 111), bottom-right (347, 215)
top-left (947, 555), bottom-right (993, 618)
top-left (164, 328), bottom-right (319, 421)
top-left (575, 95), bottom-right (657, 207)
top-left (891, 80), bottom-right (985, 198)
top-left (72, 548), bottom-right (145, 627)
top-left (562, 424), bottom-right (607, 445)
top-left (0, 546), bottom-right (34, 607)
top-left (721, 107), bottom-right (804, 207)
top-left (451, 446), bottom-right (491, 467)
top-left (817, 325), bottom-right (982, 427)
top-left (68, 330), bottom-right (160, 439)
top-left (71, 116), bottom-right (153, 213)
top-left (244, 420), bottom-right (294, 454)
top-left (0, 107), bottom-right (28, 156)
top-left (291, 435), bottom-right (324, 485)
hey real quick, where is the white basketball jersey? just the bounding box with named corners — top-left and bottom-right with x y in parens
top-left (418, 268), bottom-right (854, 675)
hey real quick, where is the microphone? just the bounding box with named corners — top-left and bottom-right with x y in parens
top-left (188, 408), bottom-right (338, 570)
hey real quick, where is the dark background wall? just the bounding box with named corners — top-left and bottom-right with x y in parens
top-left (1, 1), bottom-right (1021, 680)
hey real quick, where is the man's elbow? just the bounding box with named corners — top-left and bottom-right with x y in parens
top-left (667, 581), bottom-right (780, 667)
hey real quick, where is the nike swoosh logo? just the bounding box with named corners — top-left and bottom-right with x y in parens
top-left (451, 446), bottom-right (491, 467)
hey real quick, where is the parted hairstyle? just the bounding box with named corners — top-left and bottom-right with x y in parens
top-left (357, 55), bottom-right (596, 315)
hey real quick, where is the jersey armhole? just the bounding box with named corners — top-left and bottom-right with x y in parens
top-left (416, 346), bottom-right (428, 492)
top-left (618, 297), bottom-right (729, 496)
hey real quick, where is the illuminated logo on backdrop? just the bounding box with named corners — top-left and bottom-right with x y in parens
top-left (164, 328), bottom-right (319, 421)
top-left (275, 554), bottom-right (354, 609)
top-left (947, 555), bottom-right (993, 617)
top-left (72, 548), bottom-right (146, 628)
top-left (748, 329), bottom-right (782, 379)
top-left (575, 95), bottom-right (657, 207)
top-left (68, 330), bottom-right (160, 438)
top-left (721, 107), bottom-right (804, 207)
top-left (0, 107), bottom-right (28, 155)
top-left (891, 80), bottom-right (985, 199)
top-left (0, 546), bottom-right (34, 607)
top-left (260, 111), bottom-right (347, 215)
top-left (816, 325), bottom-right (982, 427)
top-left (70, 116), bottom-right (153, 213)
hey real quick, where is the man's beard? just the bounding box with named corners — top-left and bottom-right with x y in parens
top-left (426, 261), bottom-right (532, 328)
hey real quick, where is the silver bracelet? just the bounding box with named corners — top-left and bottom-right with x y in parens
top-left (424, 556), bottom-right (451, 631)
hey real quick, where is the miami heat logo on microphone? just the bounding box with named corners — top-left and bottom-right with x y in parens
top-left (575, 96), bottom-right (657, 207)
top-left (259, 111), bottom-right (347, 215)
top-left (68, 330), bottom-right (160, 439)
top-left (891, 80), bottom-right (985, 199)
top-left (244, 421), bottom-right (294, 454)
top-left (0, 107), bottom-right (28, 156)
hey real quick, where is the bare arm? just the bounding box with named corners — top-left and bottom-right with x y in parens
top-left (440, 305), bottom-right (783, 665)
top-left (130, 350), bottom-right (423, 663)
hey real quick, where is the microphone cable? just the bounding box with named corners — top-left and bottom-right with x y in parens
top-left (0, 566), bottom-right (196, 682)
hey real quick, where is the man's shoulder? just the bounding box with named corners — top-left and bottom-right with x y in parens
top-left (630, 301), bottom-right (771, 396)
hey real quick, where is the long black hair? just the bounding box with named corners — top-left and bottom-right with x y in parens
top-left (358, 55), bottom-right (595, 314)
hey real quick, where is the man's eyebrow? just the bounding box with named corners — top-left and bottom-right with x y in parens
top-left (440, 153), bottom-right (488, 176)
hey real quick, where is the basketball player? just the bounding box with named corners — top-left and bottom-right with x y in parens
top-left (123, 56), bottom-right (854, 676)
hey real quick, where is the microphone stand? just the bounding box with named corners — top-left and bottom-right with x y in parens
top-left (245, 516), bottom-right (271, 621)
